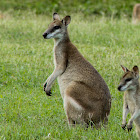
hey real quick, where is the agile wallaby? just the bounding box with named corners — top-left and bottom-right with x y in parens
top-left (43, 13), bottom-right (111, 128)
top-left (132, 4), bottom-right (140, 24)
top-left (118, 65), bottom-right (140, 138)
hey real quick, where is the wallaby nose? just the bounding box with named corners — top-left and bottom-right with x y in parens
top-left (43, 33), bottom-right (48, 38)
top-left (118, 85), bottom-right (122, 91)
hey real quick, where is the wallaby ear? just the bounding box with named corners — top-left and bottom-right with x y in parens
top-left (132, 65), bottom-right (139, 78)
top-left (62, 16), bottom-right (71, 26)
top-left (121, 65), bottom-right (129, 72)
top-left (53, 13), bottom-right (60, 20)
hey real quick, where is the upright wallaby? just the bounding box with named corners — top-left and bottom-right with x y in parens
top-left (132, 4), bottom-right (140, 24)
top-left (43, 13), bottom-right (111, 128)
top-left (118, 65), bottom-right (140, 138)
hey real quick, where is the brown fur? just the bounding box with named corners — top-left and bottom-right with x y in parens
top-left (132, 4), bottom-right (140, 24)
top-left (43, 13), bottom-right (111, 128)
top-left (118, 65), bottom-right (140, 139)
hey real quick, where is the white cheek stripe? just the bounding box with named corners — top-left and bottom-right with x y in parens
top-left (121, 81), bottom-right (132, 90)
top-left (48, 29), bottom-right (60, 37)
top-left (47, 32), bottom-right (56, 38)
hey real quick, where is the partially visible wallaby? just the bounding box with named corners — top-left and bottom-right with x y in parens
top-left (43, 13), bottom-right (111, 128)
top-left (132, 4), bottom-right (140, 24)
top-left (118, 65), bottom-right (140, 138)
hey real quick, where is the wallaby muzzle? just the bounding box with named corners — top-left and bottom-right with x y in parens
top-left (43, 32), bottom-right (48, 39)
top-left (118, 85), bottom-right (122, 91)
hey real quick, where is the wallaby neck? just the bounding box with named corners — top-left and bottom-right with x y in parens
top-left (54, 30), bottom-right (70, 46)
top-left (127, 83), bottom-right (140, 95)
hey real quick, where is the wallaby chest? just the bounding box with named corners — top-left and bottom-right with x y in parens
top-left (53, 43), bottom-right (67, 67)
top-left (126, 91), bottom-right (139, 114)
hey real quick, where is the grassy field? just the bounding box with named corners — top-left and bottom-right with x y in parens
top-left (0, 11), bottom-right (140, 139)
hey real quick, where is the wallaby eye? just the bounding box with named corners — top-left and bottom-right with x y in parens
top-left (54, 26), bottom-right (60, 29)
top-left (125, 78), bottom-right (132, 82)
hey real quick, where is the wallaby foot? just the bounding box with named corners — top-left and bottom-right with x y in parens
top-left (122, 123), bottom-right (127, 130)
top-left (67, 117), bottom-right (76, 127)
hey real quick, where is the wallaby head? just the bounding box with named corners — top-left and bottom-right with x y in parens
top-left (118, 65), bottom-right (139, 91)
top-left (43, 13), bottom-right (71, 40)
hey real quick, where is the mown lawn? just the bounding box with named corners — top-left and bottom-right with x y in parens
top-left (0, 11), bottom-right (139, 139)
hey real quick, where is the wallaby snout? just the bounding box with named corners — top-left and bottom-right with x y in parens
top-left (118, 85), bottom-right (122, 91)
top-left (43, 32), bottom-right (48, 39)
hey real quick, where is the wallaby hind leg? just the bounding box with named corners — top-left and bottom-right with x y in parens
top-left (64, 91), bottom-right (85, 127)
top-left (64, 81), bottom-right (106, 128)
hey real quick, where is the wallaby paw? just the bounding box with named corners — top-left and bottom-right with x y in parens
top-left (44, 82), bottom-right (47, 91)
top-left (121, 124), bottom-right (126, 130)
top-left (127, 125), bottom-right (132, 132)
top-left (43, 83), bottom-right (52, 96)
top-left (46, 90), bottom-right (52, 96)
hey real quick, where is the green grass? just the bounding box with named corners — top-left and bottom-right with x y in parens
top-left (0, 0), bottom-right (139, 17)
top-left (0, 11), bottom-right (139, 139)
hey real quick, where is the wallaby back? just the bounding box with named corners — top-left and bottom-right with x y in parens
top-left (132, 4), bottom-right (140, 24)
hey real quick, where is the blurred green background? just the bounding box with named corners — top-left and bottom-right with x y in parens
top-left (0, 0), bottom-right (140, 17)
